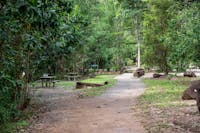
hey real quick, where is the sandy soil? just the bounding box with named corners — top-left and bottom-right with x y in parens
top-left (28, 73), bottom-right (146, 133)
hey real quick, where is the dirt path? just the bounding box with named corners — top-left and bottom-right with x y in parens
top-left (29, 73), bottom-right (146, 133)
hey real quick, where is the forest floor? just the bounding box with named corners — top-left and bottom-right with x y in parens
top-left (27, 73), bottom-right (147, 133)
top-left (134, 102), bottom-right (200, 133)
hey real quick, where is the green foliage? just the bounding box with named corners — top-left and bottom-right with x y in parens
top-left (0, 72), bottom-right (23, 123)
top-left (142, 0), bottom-right (200, 72)
top-left (167, 1), bottom-right (200, 70)
top-left (0, 119), bottom-right (29, 133)
top-left (143, 0), bottom-right (173, 73)
top-left (2, 0), bottom-right (200, 129)
top-left (79, 0), bottom-right (137, 70)
top-left (0, 0), bottom-right (83, 127)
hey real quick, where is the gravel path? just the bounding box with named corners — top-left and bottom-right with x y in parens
top-left (30, 73), bottom-right (146, 133)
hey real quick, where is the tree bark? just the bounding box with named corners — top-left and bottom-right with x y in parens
top-left (20, 49), bottom-right (31, 110)
top-left (76, 81), bottom-right (108, 89)
top-left (0, 41), bottom-right (3, 70)
top-left (136, 16), bottom-right (141, 68)
top-left (13, 34), bottom-right (23, 105)
top-left (164, 50), bottom-right (169, 75)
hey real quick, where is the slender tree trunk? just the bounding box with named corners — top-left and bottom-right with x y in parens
top-left (0, 41), bottom-right (3, 70)
top-left (164, 50), bottom-right (169, 75)
top-left (21, 49), bottom-right (31, 109)
top-left (136, 16), bottom-right (141, 68)
top-left (13, 35), bottom-right (23, 107)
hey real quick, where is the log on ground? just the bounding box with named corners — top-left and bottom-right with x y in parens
top-left (76, 81), bottom-right (108, 89)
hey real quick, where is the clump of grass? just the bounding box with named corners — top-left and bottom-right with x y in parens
top-left (81, 75), bottom-right (117, 97)
top-left (82, 75), bottom-right (116, 84)
top-left (30, 81), bottom-right (76, 89)
top-left (56, 81), bottom-right (76, 88)
top-left (0, 119), bottom-right (29, 133)
top-left (140, 77), bottom-right (195, 108)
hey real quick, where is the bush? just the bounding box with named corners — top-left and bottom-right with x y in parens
top-left (0, 73), bottom-right (24, 125)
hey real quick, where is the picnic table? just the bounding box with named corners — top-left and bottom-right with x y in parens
top-left (40, 75), bottom-right (56, 87)
top-left (64, 73), bottom-right (80, 81)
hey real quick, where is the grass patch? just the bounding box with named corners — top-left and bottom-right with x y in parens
top-left (81, 75), bottom-right (116, 84)
top-left (56, 81), bottom-right (76, 88)
top-left (30, 82), bottom-right (40, 87)
top-left (0, 120), bottom-right (29, 133)
top-left (140, 77), bottom-right (197, 108)
top-left (30, 81), bottom-right (76, 89)
top-left (81, 75), bottom-right (117, 97)
top-left (137, 77), bottom-right (200, 132)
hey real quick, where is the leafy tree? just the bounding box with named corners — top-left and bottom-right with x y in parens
top-left (167, 1), bottom-right (200, 71)
top-left (0, 0), bottom-right (83, 125)
top-left (119, 0), bottom-right (146, 68)
top-left (143, 0), bottom-right (173, 74)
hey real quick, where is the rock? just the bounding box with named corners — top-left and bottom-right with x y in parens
top-left (133, 68), bottom-right (145, 78)
top-left (182, 80), bottom-right (200, 112)
top-left (77, 94), bottom-right (84, 99)
top-left (120, 66), bottom-right (126, 74)
top-left (183, 71), bottom-right (196, 77)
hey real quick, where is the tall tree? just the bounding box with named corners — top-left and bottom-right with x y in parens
top-left (0, 0), bottom-right (84, 125)
top-left (167, 1), bottom-right (200, 71)
top-left (143, 0), bottom-right (173, 74)
top-left (118, 0), bottom-right (146, 68)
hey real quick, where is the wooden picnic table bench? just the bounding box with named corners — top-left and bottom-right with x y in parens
top-left (64, 73), bottom-right (80, 81)
top-left (40, 75), bottom-right (56, 87)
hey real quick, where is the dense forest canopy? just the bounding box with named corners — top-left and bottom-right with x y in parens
top-left (0, 0), bottom-right (200, 126)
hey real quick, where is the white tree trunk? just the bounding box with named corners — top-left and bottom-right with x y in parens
top-left (137, 38), bottom-right (141, 68)
top-left (136, 17), bottom-right (141, 68)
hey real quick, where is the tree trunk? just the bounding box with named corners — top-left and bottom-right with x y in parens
top-left (164, 50), bottom-right (169, 75)
top-left (136, 16), bottom-right (141, 68)
top-left (13, 35), bottom-right (23, 107)
top-left (0, 41), bottom-right (3, 70)
top-left (20, 49), bottom-right (31, 109)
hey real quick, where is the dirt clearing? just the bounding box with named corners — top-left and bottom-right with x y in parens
top-left (28, 73), bottom-right (146, 133)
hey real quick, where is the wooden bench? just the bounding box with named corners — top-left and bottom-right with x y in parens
top-left (51, 80), bottom-right (60, 87)
top-left (64, 73), bottom-right (80, 81)
top-left (40, 76), bottom-right (54, 87)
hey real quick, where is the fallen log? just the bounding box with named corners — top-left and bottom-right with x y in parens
top-left (153, 73), bottom-right (164, 78)
top-left (76, 81), bottom-right (108, 89)
top-left (183, 71), bottom-right (196, 77)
